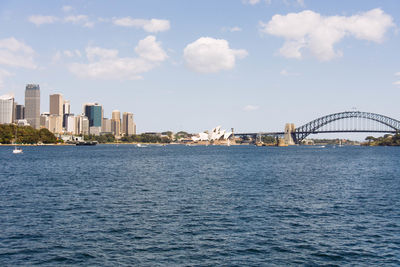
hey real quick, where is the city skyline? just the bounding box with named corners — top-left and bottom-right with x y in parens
top-left (0, 0), bottom-right (399, 137)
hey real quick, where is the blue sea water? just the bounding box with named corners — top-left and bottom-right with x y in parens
top-left (0, 145), bottom-right (399, 266)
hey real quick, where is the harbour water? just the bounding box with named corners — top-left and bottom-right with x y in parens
top-left (0, 145), bottom-right (399, 266)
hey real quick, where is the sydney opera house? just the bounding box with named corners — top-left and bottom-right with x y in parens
top-left (191, 126), bottom-right (234, 145)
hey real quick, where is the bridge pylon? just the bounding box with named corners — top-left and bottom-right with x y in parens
top-left (284, 123), bottom-right (296, 145)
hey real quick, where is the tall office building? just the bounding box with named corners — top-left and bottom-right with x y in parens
top-left (15, 104), bottom-right (25, 120)
top-left (111, 110), bottom-right (121, 136)
top-left (0, 94), bottom-right (14, 124)
top-left (122, 112), bottom-right (136, 135)
top-left (50, 94), bottom-right (63, 115)
top-left (63, 100), bottom-right (71, 128)
top-left (84, 103), bottom-right (102, 127)
top-left (49, 94), bottom-right (63, 133)
top-left (76, 114), bottom-right (90, 135)
top-left (102, 118), bottom-right (112, 133)
top-left (25, 84), bottom-right (40, 129)
top-left (84, 103), bottom-right (102, 135)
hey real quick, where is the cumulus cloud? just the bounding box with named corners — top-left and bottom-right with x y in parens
top-left (243, 105), bottom-right (259, 111)
top-left (395, 72), bottom-right (400, 76)
top-left (113, 17), bottom-right (170, 33)
top-left (28, 15), bottom-right (58, 26)
top-left (62, 5), bottom-right (73, 12)
top-left (0, 69), bottom-right (13, 88)
top-left (260, 8), bottom-right (394, 61)
top-left (280, 69), bottom-right (300, 76)
top-left (242, 0), bottom-right (261, 5)
top-left (68, 35), bottom-right (167, 80)
top-left (230, 26), bottom-right (242, 32)
top-left (393, 81), bottom-right (400, 86)
top-left (183, 37), bottom-right (248, 73)
top-left (0, 37), bottom-right (36, 69)
top-left (64, 15), bottom-right (94, 28)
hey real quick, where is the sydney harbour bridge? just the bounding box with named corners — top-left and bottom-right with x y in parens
top-left (237, 111), bottom-right (400, 144)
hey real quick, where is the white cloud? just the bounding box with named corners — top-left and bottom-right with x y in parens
top-left (134, 36), bottom-right (168, 62)
top-left (28, 15), bottom-right (58, 26)
top-left (0, 37), bottom-right (36, 69)
top-left (260, 8), bottom-right (394, 61)
top-left (62, 5), bottom-right (73, 12)
top-left (68, 35), bottom-right (167, 80)
top-left (395, 72), bottom-right (400, 76)
top-left (0, 69), bottom-right (13, 88)
top-left (230, 26), bottom-right (242, 32)
top-left (113, 17), bottom-right (170, 32)
top-left (243, 105), bottom-right (259, 111)
top-left (393, 81), bottom-right (400, 86)
top-left (242, 0), bottom-right (261, 5)
top-left (183, 37), bottom-right (248, 73)
top-left (64, 15), bottom-right (94, 27)
top-left (280, 69), bottom-right (300, 76)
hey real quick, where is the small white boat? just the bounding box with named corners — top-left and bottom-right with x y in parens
top-left (136, 143), bottom-right (147, 148)
top-left (13, 146), bottom-right (23, 154)
top-left (12, 127), bottom-right (23, 154)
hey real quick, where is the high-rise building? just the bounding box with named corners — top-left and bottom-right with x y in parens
top-left (76, 114), bottom-right (89, 135)
top-left (15, 104), bottom-right (25, 120)
top-left (25, 84), bottom-right (40, 129)
top-left (65, 115), bottom-right (76, 134)
top-left (48, 115), bottom-right (63, 134)
top-left (0, 94), bottom-right (14, 124)
top-left (63, 100), bottom-right (71, 128)
top-left (84, 103), bottom-right (102, 127)
top-left (49, 94), bottom-right (63, 132)
top-left (50, 94), bottom-right (63, 115)
top-left (122, 112), bottom-right (136, 135)
top-left (102, 118), bottom-right (112, 133)
top-left (111, 110), bottom-right (121, 136)
top-left (40, 112), bottom-right (50, 129)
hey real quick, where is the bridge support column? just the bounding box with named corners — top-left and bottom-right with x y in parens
top-left (284, 123), bottom-right (296, 145)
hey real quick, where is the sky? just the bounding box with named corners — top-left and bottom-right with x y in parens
top-left (0, 0), bottom-right (399, 138)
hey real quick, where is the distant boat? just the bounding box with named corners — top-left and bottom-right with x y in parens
top-left (136, 143), bottom-right (147, 148)
top-left (76, 141), bottom-right (98, 146)
top-left (12, 127), bottom-right (23, 154)
top-left (13, 146), bottom-right (23, 154)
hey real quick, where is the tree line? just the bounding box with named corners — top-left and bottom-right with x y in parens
top-left (364, 134), bottom-right (400, 146)
top-left (0, 124), bottom-right (57, 144)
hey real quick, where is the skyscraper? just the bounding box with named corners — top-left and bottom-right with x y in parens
top-left (122, 112), bottom-right (136, 135)
top-left (63, 100), bottom-right (71, 128)
top-left (111, 110), bottom-right (121, 136)
top-left (50, 94), bottom-right (63, 116)
top-left (49, 94), bottom-right (63, 133)
top-left (25, 84), bottom-right (40, 129)
top-left (0, 94), bottom-right (14, 124)
top-left (84, 103), bottom-right (102, 135)
top-left (15, 104), bottom-right (25, 120)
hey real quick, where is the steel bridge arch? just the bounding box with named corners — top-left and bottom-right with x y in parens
top-left (294, 111), bottom-right (400, 143)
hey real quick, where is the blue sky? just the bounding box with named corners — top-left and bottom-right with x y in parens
top-left (0, 0), bottom-right (399, 137)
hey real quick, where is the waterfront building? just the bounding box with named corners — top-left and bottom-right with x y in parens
top-left (63, 100), bottom-right (71, 128)
top-left (0, 94), bottom-right (14, 124)
top-left (50, 94), bottom-right (63, 132)
top-left (111, 110), bottom-right (121, 136)
top-left (40, 112), bottom-right (50, 129)
top-left (25, 84), bottom-right (40, 129)
top-left (16, 119), bottom-right (29, 126)
top-left (122, 112), bottom-right (136, 135)
top-left (102, 118), bottom-right (112, 133)
top-left (48, 114), bottom-right (63, 134)
top-left (192, 126), bottom-right (233, 143)
top-left (89, 126), bottom-right (101, 136)
top-left (66, 115), bottom-right (76, 134)
top-left (83, 103), bottom-right (102, 128)
top-left (76, 114), bottom-right (89, 135)
top-left (15, 104), bottom-right (25, 120)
